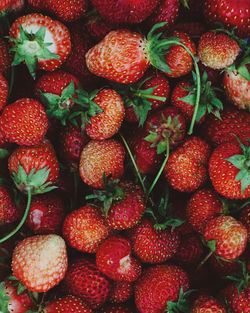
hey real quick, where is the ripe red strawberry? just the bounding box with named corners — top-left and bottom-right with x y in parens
top-left (223, 69), bottom-right (250, 110)
top-left (100, 304), bottom-right (134, 313)
top-left (0, 186), bottom-right (19, 226)
top-left (91, 0), bottom-right (160, 24)
top-left (130, 218), bottom-right (180, 264)
top-left (96, 235), bottom-right (142, 282)
top-left (240, 205), bottom-right (250, 240)
top-left (26, 193), bottom-right (65, 234)
top-left (204, 215), bottom-right (248, 260)
top-left (204, 0), bottom-right (250, 37)
top-left (135, 264), bottom-right (190, 313)
top-left (79, 139), bottom-right (125, 189)
top-left (186, 188), bottom-right (223, 234)
top-left (9, 13), bottom-right (71, 79)
top-left (0, 39), bottom-right (11, 74)
top-left (201, 107), bottom-right (250, 146)
top-left (198, 32), bottom-right (240, 70)
top-left (0, 98), bottom-right (48, 146)
top-left (12, 234), bottom-right (68, 292)
top-left (0, 280), bottom-right (34, 313)
top-left (85, 88), bottom-right (125, 140)
top-left (0, 0), bottom-right (11, 11)
top-left (164, 137), bottom-right (211, 192)
top-left (63, 258), bottom-right (110, 309)
top-left (209, 141), bottom-right (250, 199)
top-left (63, 204), bottom-right (109, 253)
top-left (222, 283), bottom-right (250, 313)
top-left (0, 74), bottom-right (8, 111)
top-left (173, 22), bottom-right (206, 39)
top-left (109, 281), bottom-right (133, 304)
top-left (191, 294), bottom-right (226, 313)
top-left (45, 295), bottom-right (93, 313)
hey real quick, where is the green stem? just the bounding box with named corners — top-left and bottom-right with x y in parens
top-left (196, 250), bottom-right (214, 271)
top-left (134, 92), bottom-right (166, 102)
top-left (0, 190), bottom-right (32, 243)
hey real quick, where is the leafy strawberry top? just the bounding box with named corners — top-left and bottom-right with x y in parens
top-left (166, 288), bottom-right (193, 313)
top-left (226, 261), bottom-right (250, 293)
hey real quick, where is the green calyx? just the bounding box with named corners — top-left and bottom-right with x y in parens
top-left (0, 148), bottom-right (9, 159)
top-left (0, 282), bottom-right (9, 313)
top-left (9, 25), bottom-right (59, 79)
top-left (225, 139), bottom-right (250, 194)
top-left (166, 288), bottom-right (193, 313)
top-left (226, 261), bottom-right (250, 293)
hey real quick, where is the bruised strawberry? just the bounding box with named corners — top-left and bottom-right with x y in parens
top-left (109, 281), bottom-right (133, 304)
top-left (191, 294), bottom-right (226, 313)
top-left (0, 186), bottom-right (19, 226)
top-left (45, 295), bottom-right (93, 313)
top-left (0, 74), bottom-right (8, 111)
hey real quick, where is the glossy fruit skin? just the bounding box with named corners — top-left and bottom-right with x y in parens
top-left (63, 258), bottom-right (111, 309)
top-left (191, 294), bottom-right (226, 313)
top-left (0, 98), bottom-right (48, 146)
top-left (0, 74), bottom-right (8, 111)
top-left (86, 89), bottom-right (125, 140)
top-left (186, 188), bottom-right (223, 234)
top-left (109, 281), bottom-right (133, 304)
top-left (45, 295), bottom-right (93, 313)
top-left (12, 234), bottom-right (68, 292)
top-left (130, 218), bottom-right (180, 264)
top-left (198, 32), bottom-right (240, 70)
top-left (209, 142), bottom-right (250, 199)
top-left (204, 215), bottom-right (248, 260)
top-left (0, 186), bottom-right (19, 226)
top-left (96, 235), bottom-right (141, 282)
top-left (240, 205), bottom-right (250, 240)
top-left (79, 139), bottom-right (125, 189)
top-left (0, 39), bottom-right (11, 74)
top-left (86, 30), bottom-right (150, 84)
top-left (91, 0), bottom-right (160, 24)
top-left (222, 283), bottom-right (250, 313)
top-left (63, 205), bottom-right (109, 253)
top-left (135, 264), bottom-right (190, 313)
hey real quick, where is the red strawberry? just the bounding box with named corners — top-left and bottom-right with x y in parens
top-left (0, 186), bottom-right (19, 226)
top-left (9, 0), bottom-right (25, 12)
top-left (173, 22), bottom-right (206, 39)
top-left (164, 137), bottom-right (211, 192)
top-left (204, 0), bottom-right (250, 37)
top-left (130, 218), bottom-right (180, 264)
top-left (135, 264), bottom-right (190, 313)
top-left (27, 0), bottom-right (44, 10)
top-left (240, 205), bottom-right (250, 240)
top-left (45, 295), bottom-right (93, 313)
top-left (0, 39), bottom-right (11, 74)
top-left (222, 283), bottom-right (250, 313)
top-left (191, 294), bottom-right (226, 313)
top-left (9, 13), bottom-right (71, 79)
top-left (26, 193), bottom-right (65, 234)
top-left (63, 258), bottom-right (110, 309)
top-left (96, 235), bottom-right (142, 282)
top-left (204, 215), bottom-right (248, 260)
top-left (79, 139), bottom-right (125, 189)
top-left (209, 254), bottom-right (241, 276)
top-left (186, 188), bottom-right (223, 233)
top-left (91, 0), bottom-right (160, 24)
top-left (109, 281), bottom-right (133, 304)
top-left (0, 0), bottom-right (11, 11)
top-left (63, 204), bottom-right (109, 253)
top-left (198, 32), bottom-right (240, 70)
top-left (12, 234), bottom-right (68, 292)
top-left (209, 141), bottom-right (250, 199)
top-left (100, 304), bottom-right (134, 313)
top-left (0, 74), bottom-right (8, 111)
top-left (85, 13), bottom-right (114, 41)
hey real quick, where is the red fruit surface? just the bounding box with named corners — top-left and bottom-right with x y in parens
top-left (0, 39), bottom-right (11, 73)
top-left (109, 281), bottom-right (133, 304)
top-left (191, 294), bottom-right (226, 313)
top-left (240, 205), bottom-right (250, 241)
top-left (45, 295), bottom-right (93, 313)
top-left (0, 186), bottom-right (19, 226)
top-left (0, 74), bottom-right (8, 111)
top-left (222, 283), bottom-right (250, 313)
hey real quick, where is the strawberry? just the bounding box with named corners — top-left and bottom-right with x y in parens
top-left (198, 32), bottom-right (240, 70)
top-left (222, 283), bottom-right (250, 313)
top-left (63, 258), bottom-right (110, 309)
top-left (135, 264), bottom-right (190, 313)
top-left (209, 141), bottom-right (250, 199)
top-left (96, 235), bottom-right (142, 282)
top-left (12, 234), bottom-right (68, 292)
top-left (186, 188), bottom-right (223, 234)
top-left (130, 218), bottom-right (180, 264)
top-left (191, 294), bottom-right (226, 313)
top-left (204, 0), bottom-right (250, 37)
top-left (79, 139), bottom-right (125, 189)
top-left (63, 204), bottom-right (109, 253)
top-left (204, 215), bottom-right (248, 260)
top-left (0, 39), bottom-right (11, 74)
top-left (27, 0), bottom-right (44, 10)
top-left (9, 13), bottom-right (71, 79)
top-left (9, 0), bottom-right (25, 12)
top-left (0, 98), bottom-right (48, 146)
top-left (164, 136), bottom-right (211, 192)
top-left (109, 281), bottom-right (133, 304)
top-left (209, 254), bottom-right (241, 277)
top-left (0, 0), bottom-right (11, 11)
top-left (100, 304), bottom-right (134, 313)
top-left (173, 22), bottom-right (206, 39)
top-left (91, 0), bottom-right (160, 24)
top-left (85, 13), bottom-right (114, 41)
top-left (26, 193), bottom-right (65, 234)
top-left (240, 205), bottom-right (250, 240)
top-left (0, 186), bottom-right (19, 226)
top-left (0, 74), bottom-right (8, 111)
top-left (45, 295), bottom-right (93, 313)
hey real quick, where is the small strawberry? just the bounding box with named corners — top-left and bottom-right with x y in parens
top-left (96, 235), bottom-right (142, 282)
top-left (198, 31), bottom-right (240, 70)
top-left (45, 295), bottom-right (93, 313)
top-left (12, 234), bottom-right (68, 292)
top-left (62, 204), bottom-right (109, 253)
top-left (0, 186), bottom-right (19, 226)
top-left (109, 281), bottom-right (133, 304)
top-left (204, 215), bottom-right (248, 260)
top-left (63, 258), bottom-right (110, 309)
top-left (0, 98), bottom-right (48, 146)
top-left (209, 141), bottom-right (250, 199)
top-left (186, 188), bottom-right (223, 234)
top-left (0, 39), bottom-right (11, 74)
top-left (79, 139), bottom-right (125, 189)
top-left (240, 205), bottom-right (250, 241)
top-left (9, 13), bottom-right (71, 79)
top-left (191, 294), bottom-right (226, 313)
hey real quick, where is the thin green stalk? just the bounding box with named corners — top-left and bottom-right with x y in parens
top-left (0, 190), bottom-right (32, 243)
top-left (8, 66), bottom-right (15, 98)
top-left (134, 92), bottom-right (166, 102)
top-left (196, 250), bottom-right (214, 271)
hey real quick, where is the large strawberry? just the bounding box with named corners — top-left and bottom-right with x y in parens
top-left (12, 234), bottom-right (68, 292)
top-left (0, 186), bottom-right (19, 226)
top-left (209, 141), bottom-right (250, 199)
top-left (0, 98), bottom-right (48, 146)
top-left (0, 74), bottom-right (8, 111)
top-left (45, 295), bottom-right (92, 313)
top-left (9, 13), bottom-right (71, 79)
top-left (63, 204), bottom-right (109, 253)
top-left (191, 294), bottom-right (226, 313)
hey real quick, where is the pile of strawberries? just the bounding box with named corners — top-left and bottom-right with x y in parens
top-left (0, 0), bottom-right (249, 312)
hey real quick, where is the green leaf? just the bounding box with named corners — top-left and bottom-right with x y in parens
top-left (133, 101), bottom-right (152, 126)
top-left (207, 240), bottom-right (217, 252)
top-left (17, 283), bottom-right (26, 295)
top-left (0, 282), bottom-right (9, 313)
top-left (0, 148), bottom-right (9, 159)
top-left (157, 141), bottom-right (168, 155)
top-left (61, 81), bottom-right (75, 100)
top-left (238, 65), bottom-right (250, 81)
top-left (35, 26), bottom-right (46, 41)
top-left (226, 155), bottom-right (246, 169)
top-left (180, 93), bottom-right (195, 105)
top-left (144, 132), bottom-right (158, 143)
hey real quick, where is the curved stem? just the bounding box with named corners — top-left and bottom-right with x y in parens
top-left (196, 250), bottom-right (214, 271)
top-left (0, 190), bottom-right (32, 243)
